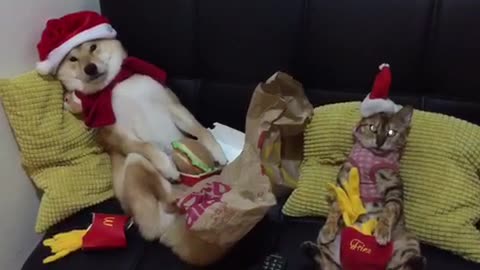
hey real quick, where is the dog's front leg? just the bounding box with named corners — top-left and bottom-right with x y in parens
top-left (168, 103), bottom-right (228, 166)
top-left (97, 126), bottom-right (180, 182)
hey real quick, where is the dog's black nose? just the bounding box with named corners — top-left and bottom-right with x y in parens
top-left (84, 63), bottom-right (98, 76)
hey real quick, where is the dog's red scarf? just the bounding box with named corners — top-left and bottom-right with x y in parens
top-left (74, 57), bottom-right (167, 128)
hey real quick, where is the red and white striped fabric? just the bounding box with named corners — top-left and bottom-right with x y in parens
top-left (347, 143), bottom-right (400, 203)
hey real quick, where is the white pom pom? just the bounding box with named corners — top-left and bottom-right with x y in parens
top-left (36, 60), bottom-right (54, 75)
top-left (393, 103), bottom-right (403, 113)
top-left (378, 63), bottom-right (390, 70)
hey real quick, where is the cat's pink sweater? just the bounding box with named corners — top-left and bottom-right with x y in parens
top-left (347, 142), bottom-right (400, 203)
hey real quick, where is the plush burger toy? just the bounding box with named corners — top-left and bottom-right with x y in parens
top-left (171, 138), bottom-right (220, 186)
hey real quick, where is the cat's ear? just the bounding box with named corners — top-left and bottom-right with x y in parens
top-left (394, 105), bottom-right (414, 125)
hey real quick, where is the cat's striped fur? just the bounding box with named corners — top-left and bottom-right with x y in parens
top-left (302, 106), bottom-right (426, 270)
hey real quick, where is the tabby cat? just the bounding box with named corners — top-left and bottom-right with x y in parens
top-left (302, 106), bottom-right (426, 270)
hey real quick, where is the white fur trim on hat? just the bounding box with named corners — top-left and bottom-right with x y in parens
top-left (378, 63), bottom-right (390, 70)
top-left (36, 23), bottom-right (117, 75)
top-left (360, 94), bottom-right (402, 117)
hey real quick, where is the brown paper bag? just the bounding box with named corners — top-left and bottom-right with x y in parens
top-left (177, 143), bottom-right (275, 247)
top-left (248, 72), bottom-right (313, 191)
top-left (176, 71), bottom-right (312, 247)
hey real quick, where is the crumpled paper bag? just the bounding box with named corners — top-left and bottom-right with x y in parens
top-left (177, 71), bottom-right (313, 247)
top-left (249, 72), bottom-right (313, 192)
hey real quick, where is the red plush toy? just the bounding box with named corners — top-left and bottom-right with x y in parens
top-left (42, 213), bottom-right (132, 264)
top-left (340, 227), bottom-right (393, 270)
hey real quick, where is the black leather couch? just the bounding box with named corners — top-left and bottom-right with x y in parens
top-left (22, 0), bottom-right (479, 269)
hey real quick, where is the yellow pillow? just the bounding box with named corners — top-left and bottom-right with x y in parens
top-left (0, 71), bottom-right (113, 233)
top-left (283, 102), bottom-right (480, 262)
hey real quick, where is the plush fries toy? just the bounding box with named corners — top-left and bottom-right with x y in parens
top-left (328, 168), bottom-right (393, 270)
top-left (43, 213), bottom-right (131, 264)
top-left (328, 167), bottom-right (377, 235)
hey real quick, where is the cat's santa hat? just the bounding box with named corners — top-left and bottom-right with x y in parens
top-left (360, 63), bottom-right (402, 117)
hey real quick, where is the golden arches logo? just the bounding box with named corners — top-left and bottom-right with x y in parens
top-left (102, 216), bottom-right (115, 227)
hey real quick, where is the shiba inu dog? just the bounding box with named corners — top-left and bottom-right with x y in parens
top-left (59, 39), bottom-right (229, 266)
top-left (37, 11), bottom-right (228, 265)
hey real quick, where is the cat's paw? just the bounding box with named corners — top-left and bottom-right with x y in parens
top-left (374, 222), bottom-right (391, 245)
top-left (301, 241), bottom-right (320, 259)
top-left (405, 255), bottom-right (427, 270)
top-left (319, 224), bottom-right (338, 244)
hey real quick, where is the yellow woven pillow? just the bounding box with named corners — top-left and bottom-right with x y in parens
top-left (283, 102), bottom-right (480, 262)
top-left (0, 71), bottom-right (113, 233)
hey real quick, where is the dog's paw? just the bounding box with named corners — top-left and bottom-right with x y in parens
top-left (164, 199), bottom-right (180, 214)
top-left (63, 92), bottom-right (82, 114)
top-left (163, 167), bottom-right (180, 184)
top-left (319, 224), bottom-right (338, 244)
top-left (157, 159), bottom-right (180, 183)
top-left (167, 177), bottom-right (181, 184)
top-left (149, 150), bottom-right (180, 182)
top-left (137, 222), bottom-right (160, 241)
top-left (209, 143), bottom-right (228, 166)
top-left (374, 222), bottom-right (391, 245)
top-left (213, 152), bottom-right (228, 167)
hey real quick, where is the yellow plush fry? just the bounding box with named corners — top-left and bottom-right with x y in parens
top-left (354, 218), bottom-right (378, 236)
top-left (344, 167), bottom-right (367, 217)
top-left (344, 167), bottom-right (360, 197)
top-left (42, 229), bottom-right (87, 264)
top-left (280, 167), bottom-right (298, 188)
top-left (328, 167), bottom-right (373, 231)
top-left (328, 183), bottom-right (355, 226)
top-left (43, 250), bottom-right (71, 264)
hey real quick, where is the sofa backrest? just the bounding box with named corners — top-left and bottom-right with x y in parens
top-left (100, 0), bottom-right (479, 130)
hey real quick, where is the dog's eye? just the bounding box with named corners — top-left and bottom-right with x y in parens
top-left (69, 56), bottom-right (78, 62)
top-left (369, 124), bottom-right (377, 133)
top-left (90, 44), bottom-right (97, 53)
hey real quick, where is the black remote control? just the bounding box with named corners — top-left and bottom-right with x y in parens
top-left (261, 254), bottom-right (287, 270)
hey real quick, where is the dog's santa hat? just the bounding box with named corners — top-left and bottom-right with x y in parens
top-left (36, 11), bottom-right (117, 75)
top-left (360, 63), bottom-right (402, 117)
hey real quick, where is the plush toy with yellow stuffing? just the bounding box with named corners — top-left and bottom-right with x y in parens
top-left (302, 167), bottom-right (393, 270)
top-left (328, 167), bottom-right (378, 236)
top-left (42, 213), bottom-right (132, 264)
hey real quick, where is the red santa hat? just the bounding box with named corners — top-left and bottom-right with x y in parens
top-left (360, 63), bottom-right (402, 117)
top-left (36, 11), bottom-right (117, 75)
